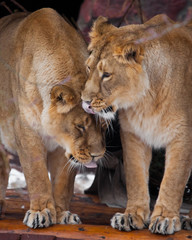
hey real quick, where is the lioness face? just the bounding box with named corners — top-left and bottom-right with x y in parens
top-left (81, 17), bottom-right (150, 120)
top-left (48, 85), bottom-right (105, 167)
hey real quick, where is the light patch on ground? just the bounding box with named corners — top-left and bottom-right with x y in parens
top-left (8, 169), bottom-right (26, 189)
top-left (74, 173), bottom-right (95, 193)
top-left (8, 168), bottom-right (95, 194)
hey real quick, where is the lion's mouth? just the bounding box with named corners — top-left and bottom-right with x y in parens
top-left (82, 101), bottom-right (113, 115)
top-left (69, 154), bottom-right (97, 168)
top-left (84, 160), bottom-right (97, 168)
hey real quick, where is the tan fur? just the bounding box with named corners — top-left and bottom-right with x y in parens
top-left (81, 15), bottom-right (192, 234)
top-left (0, 8), bottom-right (105, 228)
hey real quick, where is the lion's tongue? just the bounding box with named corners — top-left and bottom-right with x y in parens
top-left (82, 101), bottom-right (95, 114)
top-left (84, 161), bottom-right (97, 168)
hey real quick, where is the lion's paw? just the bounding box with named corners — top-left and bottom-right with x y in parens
top-left (58, 211), bottom-right (81, 224)
top-left (181, 215), bottom-right (192, 230)
top-left (23, 208), bottom-right (55, 228)
top-left (149, 216), bottom-right (181, 235)
top-left (111, 212), bottom-right (148, 231)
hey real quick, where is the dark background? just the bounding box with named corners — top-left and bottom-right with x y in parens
top-left (0, 0), bottom-right (84, 21)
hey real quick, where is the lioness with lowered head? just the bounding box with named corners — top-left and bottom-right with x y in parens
top-left (82, 15), bottom-right (192, 234)
top-left (0, 8), bottom-right (105, 228)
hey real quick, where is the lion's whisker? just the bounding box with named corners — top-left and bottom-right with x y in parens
top-left (68, 160), bottom-right (76, 174)
top-left (51, 158), bottom-right (71, 185)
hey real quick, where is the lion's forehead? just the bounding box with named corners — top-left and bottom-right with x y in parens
top-left (88, 50), bottom-right (114, 71)
top-left (88, 40), bottom-right (114, 59)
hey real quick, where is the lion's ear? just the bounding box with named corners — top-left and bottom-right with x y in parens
top-left (113, 44), bottom-right (144, 64)
top-left (89, 16), bottom-right (116, 39)
top-left (50, 85), bottom-right (78, 113)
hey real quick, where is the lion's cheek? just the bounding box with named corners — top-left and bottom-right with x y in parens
top-left (53, 134), bottom-right (74, 156)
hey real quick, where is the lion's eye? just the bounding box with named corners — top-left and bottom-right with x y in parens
top-left (102, 72), bottom-right (111, 80)
top-left (77, 124), bottom-right (85, 132)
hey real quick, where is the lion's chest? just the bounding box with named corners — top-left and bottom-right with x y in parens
top-left (120, 109), bottom-right (174, 149)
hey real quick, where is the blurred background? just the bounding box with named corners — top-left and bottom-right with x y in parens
top-left (1, 0), bottom-right (192, 40)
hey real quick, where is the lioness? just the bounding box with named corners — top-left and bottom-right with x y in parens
top-left (0, 8), bottom-right (105, 228)
top-left (82, 15), bottom-right (192, 234)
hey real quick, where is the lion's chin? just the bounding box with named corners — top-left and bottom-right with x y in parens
top-left (98, 106), bottom-right (116, 120)
top-left (68, 154), bottom-right (97, 168)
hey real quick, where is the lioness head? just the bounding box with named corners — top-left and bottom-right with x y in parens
top-left (44, 84), bottom-right (105, 167)
top-left (81, 16), bottom-right (150, 120)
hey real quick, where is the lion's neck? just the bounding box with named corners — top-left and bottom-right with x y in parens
top-left (122, 83), bottom-right (173, 149)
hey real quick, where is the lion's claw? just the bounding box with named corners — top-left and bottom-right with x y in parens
top-left (58, 211), bottom-right (81, 224)
top-left (23, 208), bottom-right (55, 228)
top-left (111, 212), bottom-right (148, 231)
top-left (149, 216), bottom-right (181, 235)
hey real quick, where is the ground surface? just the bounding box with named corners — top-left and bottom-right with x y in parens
top-left (0, 188), bottom-right (191, 240)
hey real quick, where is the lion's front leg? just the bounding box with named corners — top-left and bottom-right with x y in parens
top-left (20, 150), bottom-right (56, 228)
top-left (149, 135), bottom-right (192, 235)
top-left (111, 130), bottom-right (152, 231)
top-left (15, 122), bottom-right (56, 228)
top-left (48, 147), bottom-right (81, 225)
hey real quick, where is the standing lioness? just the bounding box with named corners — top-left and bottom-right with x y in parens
top-left (82, 15), bottom-right (192, 234)
top-left (0, 8), bottom-right (105, 228)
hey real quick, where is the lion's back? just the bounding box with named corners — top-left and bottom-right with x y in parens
top-left (0, 8), bottom-right (88, 112)
top-left (0, 8), bottom-right (88, 153)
